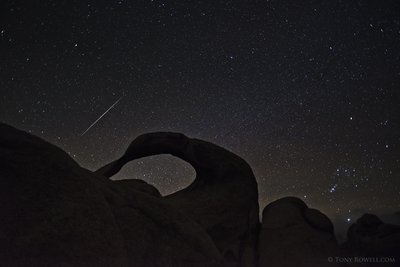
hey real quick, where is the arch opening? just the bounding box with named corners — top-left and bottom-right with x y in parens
top-left (110, 154), bottom-right (196, 196)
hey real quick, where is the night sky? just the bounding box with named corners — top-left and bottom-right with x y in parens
top-left (1, 0), bottom-right (399, 236)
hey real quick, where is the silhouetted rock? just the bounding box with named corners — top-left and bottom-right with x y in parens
top-left (96, 132), bottom-right (260, 267)
top-left (0, 123), bottom-right (128, 266)
top-left (258, 197), bottom-right (340, 267)
top-left (0, 123), bottom-right (225, 267)
top-left (343, 213), bottom-right (400, 265)
top-left (4, 122), bottom-right (397, 267)
top-left (112, 178), bottom-right (162, 197)
top-left (304, 208), bottom-right (335, 233)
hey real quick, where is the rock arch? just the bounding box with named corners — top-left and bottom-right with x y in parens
top-left (95, 132), bottom-right (260, 267)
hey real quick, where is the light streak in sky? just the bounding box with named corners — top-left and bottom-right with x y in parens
top-left (80, 97), bottom-right (122, 136)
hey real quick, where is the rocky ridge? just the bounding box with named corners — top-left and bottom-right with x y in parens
top-left (0, 122), bottom-right (398, 267)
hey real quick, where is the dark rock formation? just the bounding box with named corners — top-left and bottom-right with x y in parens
top-left (96, 132), bottom-right (260, 267)
top-left (0, 123), bottom-right (225, 267)
top-left (2, 122), bottom-right (398, 267)
top-left (112, 178), bottom-right (162, 198)
top-left (0, 123), bottom-right (259, 267)
top-left (0, 123), bottom-right (128, 266)
top-left (258, 197), bottom-right (340, 267)
top-left (343, 213), bottom-right (400, 265)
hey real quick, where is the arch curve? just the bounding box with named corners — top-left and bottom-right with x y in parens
top-left (95, 132), bottom-right (260, 267)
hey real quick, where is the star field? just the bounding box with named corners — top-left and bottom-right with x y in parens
top-left (1, 0), bottom-right (400, 236)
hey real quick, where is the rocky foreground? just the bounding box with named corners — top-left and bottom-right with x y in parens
top-left (0, 122), bottom-right (399, 267)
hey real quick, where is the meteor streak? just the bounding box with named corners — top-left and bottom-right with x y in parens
top-left (80, 97), bottom-right (122, 136)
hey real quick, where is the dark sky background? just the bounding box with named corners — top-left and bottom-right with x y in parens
top-left (1, 0), bottom-right (399, 237)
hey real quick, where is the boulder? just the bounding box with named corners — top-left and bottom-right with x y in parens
top-left (0, 123), bottom-right (128, 266)
top-left (343, 214), bottom-right (400, 264)
top-left (112, 178), bottom-right (161, 198)
top-left (258, 197), bottom-right (340, 267)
